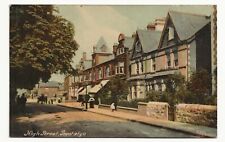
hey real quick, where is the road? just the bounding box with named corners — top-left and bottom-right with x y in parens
top-left (10, 103), bottom-right (197, 138)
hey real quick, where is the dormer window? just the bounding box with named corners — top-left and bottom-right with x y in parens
top-left (168, 27), bottom-right (174, 41)
top-left (135, 40), bottom-right (142, 53)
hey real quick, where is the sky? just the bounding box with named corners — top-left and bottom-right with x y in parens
top-left (50, 5), bottom-right (212, 83)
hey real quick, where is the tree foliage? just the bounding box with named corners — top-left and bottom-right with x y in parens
top-left (100, 75), bottom-right (129, 104)
top-left (164, 73), bottom-right (186, 105)
top-left (186, 69), bottom-right (215, 104)
top-left (187, 69), bottom-right (212, 96)
top-left (10, 5), bottom-right (78, 89)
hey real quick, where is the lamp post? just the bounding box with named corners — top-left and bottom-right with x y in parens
top-left (84, 81), bottom-right (89, 110)
top-left (85, 82), bottom-right (88, 110)
top-left (171, 80), bottom-right (176, 121)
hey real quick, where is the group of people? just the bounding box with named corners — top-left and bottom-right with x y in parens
top-left (80, 96), bottom-right (96, 109)
top-left (16, 93), bottom-right (27, 112)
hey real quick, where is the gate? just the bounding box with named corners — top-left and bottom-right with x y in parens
top-left (168, 105), bottom-right (175, 121)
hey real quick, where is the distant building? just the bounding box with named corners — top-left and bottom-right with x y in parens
top-left (38, 81), bottom-right (63, 98)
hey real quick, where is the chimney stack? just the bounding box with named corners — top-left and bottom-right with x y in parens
top-left (147, 23), bottom-right (155, 31)
top-left (154, 18), bottom-right (165, 31)
top-left (93, 46), bottom-right (96, 53)
top-left (146, 18), bottom-right (165, 31)
top-left (132, 32), bottom-right (136, 38)
top-left (113, 43), bottom-right (118, 54)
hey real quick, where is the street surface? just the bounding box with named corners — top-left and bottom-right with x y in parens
top-left (10, 103), bottom-right (197, 138)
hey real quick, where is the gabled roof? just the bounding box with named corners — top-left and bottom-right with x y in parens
top-left (168, 11), bottom-right (210, 41)
top-left (124, 36), bottom-right (135, 51)
top-left (137, 29), bottom-right (162, 53)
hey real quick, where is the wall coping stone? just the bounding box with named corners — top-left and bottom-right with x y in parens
top-left (176, 103), bottom-right (217, 110)
top-left (99, 104), bottom-right (138, 111)
top-left (138, 102), bottom-right (148, 105)
top-left (147, 101), bottom-right (169, 106)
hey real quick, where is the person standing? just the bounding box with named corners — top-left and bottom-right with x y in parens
top-left (20, 93), bottom-right (27, 113)
top-left (110, 103), bottom-right (115, 112)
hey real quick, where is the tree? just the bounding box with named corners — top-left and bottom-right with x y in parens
top-left (10, 5), bottom-right (78, 108)
top-left (100, 76), bottom-right (129, 105)
top-left (164, 73), bottom-right (186, 106)
top-left (187, 69), bottom-right (212, 104)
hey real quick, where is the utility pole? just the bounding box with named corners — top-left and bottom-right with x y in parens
top-left (85, 83), bottom-right (88, 110)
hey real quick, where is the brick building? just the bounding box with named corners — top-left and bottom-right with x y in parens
top-left (38, 81), bottom-right (62, 98)
top-left (128, 11), bottom-right (212, 100)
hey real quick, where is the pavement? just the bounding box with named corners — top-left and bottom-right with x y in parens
top-left (57, 101), bottom-right (217, 138)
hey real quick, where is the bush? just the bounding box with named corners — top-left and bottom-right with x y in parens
top-left (146, 90), bottom-right (162, 101)
top-left (183, 91), bottom-right (217, 105)
top-left (117, 98), bottom-right (149, 108)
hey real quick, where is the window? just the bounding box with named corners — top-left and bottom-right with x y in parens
top-left (158, 83), bottom-right (162, 92)
top-left (136, 62), bottom-right (139, 74)
top-left (146, 83), bottom-right (151, 92)
top-left (173, 48), bottom-right (178, 67)
top-left (151, 84), bottom-right (155, 91)
top-left (135, 40), bottom-right (142, 53)
top-left (116, 62), bottom-right (124, 74)
top-left (168, 27), bottom-right (174, 40)
top-left (141, 61), bottom-right (144, 73)
top-left (116, 66), bottom-right (119, 74)
top-left (131, 64), bottom-right (136, 75)
top-left (85, 73), bottom-right (89, 80)
top-left (98, 69), bottom-right (102, 79)
top-left (152, 55), bottom-right (156, 72)
top-left (106, 66), bottom-right (110, 77)
top-left (119, 67), bottom-right (124, 73)
top-left (89, 72), bottom-right (91, 81)
top-left (134, 86), bottom-right (137, 98)
top-left (166, 49), bottom-right (171, 67)
top-left (121, 48), bottom-right (124, 53)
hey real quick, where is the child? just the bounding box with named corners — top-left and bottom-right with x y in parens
top-left (110, 103), bottom-right (115, 112)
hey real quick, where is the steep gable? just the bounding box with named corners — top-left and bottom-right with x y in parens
top-left (131, 29), bottom-right (162, 59)
top-left (169, 11), bottom-right (210, 41)
top-left (131, 33), bottom-right (143, 59)
top-left (137, 30), bottom-right (161, 53)
top-left (159, 11), bottom-right (210, 49)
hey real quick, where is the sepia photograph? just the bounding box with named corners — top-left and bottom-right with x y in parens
top-left (9, 4), bottom-right (217, 138)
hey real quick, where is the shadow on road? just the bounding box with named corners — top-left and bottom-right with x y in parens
top-left (12, 102), bottom-right (78, 117)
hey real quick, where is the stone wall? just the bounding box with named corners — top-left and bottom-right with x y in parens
top-left (138, 102), bottom-right (169, 120)
top-left (175, 104), bottom-right (217, 127)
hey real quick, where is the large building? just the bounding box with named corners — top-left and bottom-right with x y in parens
top-left (128, 11), bottom-right (211, 99)
top-left (64, 10), bottom-right (213, 102)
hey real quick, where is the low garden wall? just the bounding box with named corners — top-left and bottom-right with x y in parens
top-left (137, 102), bottom-right (169, 120)
top-left (175, 104), bottom-right (217, 127)
top-left (99, 104), bottom-right (138, 114)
